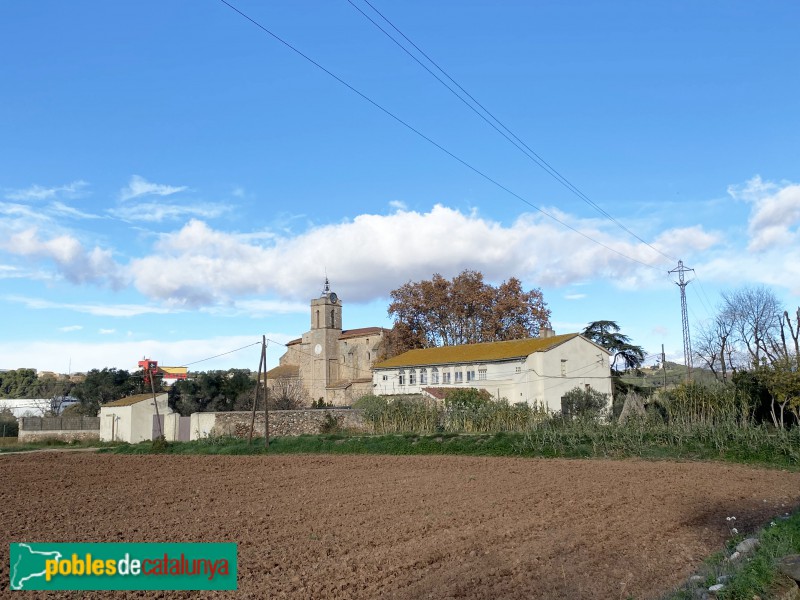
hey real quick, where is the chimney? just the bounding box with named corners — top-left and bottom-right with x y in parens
top-left (540, 327), bottom-right (555, 339)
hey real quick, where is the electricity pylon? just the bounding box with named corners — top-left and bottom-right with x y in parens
top-left (669, 260), bottom-right (695, 378)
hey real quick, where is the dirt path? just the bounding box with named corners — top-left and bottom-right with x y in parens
top-left (2, 453), bottom-right (799, 599)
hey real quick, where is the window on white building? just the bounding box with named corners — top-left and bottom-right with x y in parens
top-left (561, 359), bottom-right (567, 377)
top-left (382, 375), bottom-right (388, 381)
top-left (420, 368), bottom-right (427, 385)
top-left (409, 369), bottom-right (416, 385)
top-left (466, 370), bottom-right (475, 382)
top-left (478, 368), bottom-right (487, 381)
top-left (432, 367), bottom-right (439, 384)
top-left (443, 371), bottom-right (451, 384)
top-left (515, 366), bottom-right (522, 374)
top-left (399, 369), bottom-right (405, 385)
top-left (455, 371), bottom-right (463, 383)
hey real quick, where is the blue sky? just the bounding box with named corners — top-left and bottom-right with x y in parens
top-left (1, 1), bottom-right (799, 374)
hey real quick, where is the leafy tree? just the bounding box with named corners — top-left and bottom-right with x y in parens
top-left (169, 369), bottom-right (256, 416)
top-left (72, 368), bottom-right (137, 416)
top-left (559, 386), bottom-right (609, 421)
top-left (756, 357), bottom-right (800, 429)
top-left (581, 320), bottom-right (645, 374)
top-left (386, 270), bottom-right (550, 356)
top-left (0, 369), bottom-right (38, 398)
top-left (0, 407), bottom-right (19, 437)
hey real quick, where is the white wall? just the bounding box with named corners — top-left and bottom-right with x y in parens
top-left (99, 407), bottom-right (131, 442)
top-left (130, 394), bottom-right (172, 443)
top-left (99, 394), bottom-right (171, 443)
top-left (526, 336), bottom-right (612, 412)
top-left (189, 412), bottom-right (217, 440)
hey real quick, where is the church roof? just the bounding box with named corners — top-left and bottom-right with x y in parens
top-left (339, 327), bottom-right (387, 340)
top-left (266, 364), bottom-right (300, 379)
top-left (373, 334), bottom-right (586, 369)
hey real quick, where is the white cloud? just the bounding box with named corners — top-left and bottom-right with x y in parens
top-left (49, 201), bottom-right (101, 220)
top-left (748, 179), bottom-right (800, 252)
top-left (119, 175), bottom-right (187, 201)
top-left (231, 299), bottom-right (310, 316)
top-left (4, 296), bottom-right (175, 317)
top-left (58, 325), bottom-right (83, 332)
top-left (129, 205), bottom-right (685, 306)
top-left (564, 293), bottom-right (586, 300)
top-left (389, 200), bottom-right (407, 210)
top-left (651, 225), bottom-right (721, 255)
top-left (5, 180), bottom-right (88, 202)
top-left (109, 200), bottom-right (226, 223)
top-left (1, 228), bottom-right (124, 287)
top-left (99, 329), bottom-right (116, 334)
top-left (0, 334), bottom-right (294, 373)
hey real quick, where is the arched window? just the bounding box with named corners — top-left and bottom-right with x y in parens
top-left (420, 368), bottom-right (427, 385)
top-left (330, 309), bottom-right (335, 327)
top-left (409, 369), bottom-right (416, 385)
top-left (431, 367), bottom-right (439, 384)
top-left (398, 369), bottom-right (405, 386)
top-left (316, 310), bottom-right (320, 328)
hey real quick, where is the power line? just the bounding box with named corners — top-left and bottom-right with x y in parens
top-left (179, 341), bottom-right (262, 367)
top-left (346, 0), bottom-right (676, 266)
top-left (216, 0), bottom-right (664, 273)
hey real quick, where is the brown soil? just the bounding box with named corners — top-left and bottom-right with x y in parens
top-left (2, 454), bottom-right (799, 599)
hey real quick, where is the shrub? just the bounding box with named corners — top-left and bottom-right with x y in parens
top-left (559, 387), bottom-right (609, 421)
top-left (319, 413), bottom-right (342, 434)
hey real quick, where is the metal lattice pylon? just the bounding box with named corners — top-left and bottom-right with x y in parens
top-left (669, 260), bottom-right (695, 376)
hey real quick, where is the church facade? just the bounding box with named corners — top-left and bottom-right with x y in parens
top-left (268, 281), bottom-right (387, 406)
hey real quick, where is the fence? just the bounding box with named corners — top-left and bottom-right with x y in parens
top-left (20, 416), bottom-right (100, 431)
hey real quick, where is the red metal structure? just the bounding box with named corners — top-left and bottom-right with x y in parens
top-left (137, 357), bottom-right (159, 387)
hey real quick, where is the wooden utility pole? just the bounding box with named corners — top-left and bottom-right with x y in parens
top-left (248, 336), bottom-right (270, 448)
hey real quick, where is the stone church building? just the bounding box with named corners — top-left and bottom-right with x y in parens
top-left (268, 281), bottom-right (388, 405)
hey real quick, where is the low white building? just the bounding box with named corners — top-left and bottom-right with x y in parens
top-left (0, 397), bottom-right (80, 418)
top-left (372, 333), bottom-right (612, 412)
top-left (99, 393), bottom-right (173, 443)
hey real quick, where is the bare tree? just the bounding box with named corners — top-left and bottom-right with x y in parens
top-left (694, 312), bottom-right (738, 381)
top-left (268, 376), bottom-right (310, 410)
top-left (722, 286), bottom-right (784, 366)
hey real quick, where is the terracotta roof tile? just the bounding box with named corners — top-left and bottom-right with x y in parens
top-left (266, 364), bottom-right (300, 379)
top-left (374, 334), bottom-right (582, 369)
top-left (103, 393), bottom-right (167, 407)
top-left (339, 327), bottom-right (387, 340)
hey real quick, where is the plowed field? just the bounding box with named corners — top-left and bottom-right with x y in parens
top-left (2, 453), bottom-right (799, 599)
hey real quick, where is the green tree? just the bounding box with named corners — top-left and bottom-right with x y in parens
top-left (0, 369), bottom-right (39, 398)
top-left (169, 369), bottom-right (256, 416)
top-left (559, 386), bottom-right (609, 421)
top-left (0, 406), bottom-right (19, 437)
top-left (756, 357), bottom-right (800, 429)
top-left (72, 368), bottom-right (137, 416)
top-left (581, 320), bottom-right (645, 374)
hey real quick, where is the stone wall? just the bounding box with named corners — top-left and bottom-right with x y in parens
top-left (207, 409), bottom-right (370, 439)
top-left (18, 429), bottom-right (101, 443)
